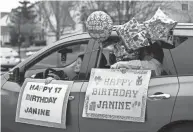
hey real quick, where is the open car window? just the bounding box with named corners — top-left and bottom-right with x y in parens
top-left (100, 36), bottom-right (177, 78)
top-left (28, 43), bottom-right (87, 70)
top-left (24, 40), bottom-right (89, 81)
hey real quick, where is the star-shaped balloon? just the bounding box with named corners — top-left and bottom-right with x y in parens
top-left (116, 18), bottom-right (150, 50)
top-left (143, 8), bottom-right (177, 45)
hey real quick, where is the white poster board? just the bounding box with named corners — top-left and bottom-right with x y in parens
top-left (82, 69), bottom-right (151, 122)
top-left (16, 78), bottom-right (73, 129)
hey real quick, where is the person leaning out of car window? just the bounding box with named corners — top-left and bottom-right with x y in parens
top-left (111, 41), bottom-right (164, 76)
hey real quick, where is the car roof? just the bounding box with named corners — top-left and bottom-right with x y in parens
top-left (58, 31), bottom-right (118, 43)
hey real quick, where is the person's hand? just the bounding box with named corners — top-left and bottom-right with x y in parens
top-left (45, 77), bottom-right (55, 85)
top-left (120, 68), bottom-right (127, 74)
top-left (110, 62), bottom-right (119, 69)
top-left (111, 61), bottom-right (134, 69)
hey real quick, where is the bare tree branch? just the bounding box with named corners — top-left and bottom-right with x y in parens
top-left (41, 2), bottom-right (56, 33)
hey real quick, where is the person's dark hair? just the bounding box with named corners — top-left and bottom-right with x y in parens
top-left (139, 42), bottom-right (164, 64)
top-left (99, 53), bottom-right (107, 68)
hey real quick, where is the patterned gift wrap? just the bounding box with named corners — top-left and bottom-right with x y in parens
top-left (113, 42), bottom-right (130, 61)
top-left (144, 8), bottom-right (177, 45)
top-left (116, 18), bottom-right (150, 51)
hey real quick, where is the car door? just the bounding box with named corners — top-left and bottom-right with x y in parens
top-left (170, 36), bottom-right (193, 122)
top-left (79, 40), bottom-right (179, 132)
top-left (1, 39), bottom-right (93, 132)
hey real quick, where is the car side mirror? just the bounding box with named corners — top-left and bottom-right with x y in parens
top-left (9, 67), bottom-right (20, 83)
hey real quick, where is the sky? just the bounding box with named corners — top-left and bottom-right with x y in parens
top-left (0, 0), bottom-right (38, 12)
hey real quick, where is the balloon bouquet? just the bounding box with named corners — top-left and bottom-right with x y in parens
top-left (86, 8), bottom-right (177, 62)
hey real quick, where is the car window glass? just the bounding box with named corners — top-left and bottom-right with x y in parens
top-left (103, 43), bottom-right (176, 77)
top-left (29, 52), bottom-right (59, 69)
top-left (29, 44), bottom-right (87, 70)
top-left (86, 36), bottom-right (177, 79)
top-left (25, 41), bottom-right (88, 81)
top-left (170, 36), bottom-right (193, 75)
top-left (58, 44), bottom-right (87, 67)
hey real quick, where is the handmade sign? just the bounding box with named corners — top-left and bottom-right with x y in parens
top-left (15, 78), bottom-right (73, 129)
top-left (82, 69), bottom-right (151, 122)
top-left (143, 8), bottom-right (177, 44)
top-left (116, 18), bottom-right (150, 50)
top-left (86, 11), bottom-right (113, 42)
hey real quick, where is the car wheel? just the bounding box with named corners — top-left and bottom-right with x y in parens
top-left (163, 122), bottom-right (193, 132)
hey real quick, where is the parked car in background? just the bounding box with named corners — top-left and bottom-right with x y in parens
top-left (25, 51), bottom-right (37, 57)
top-left (1, 23), bottom-right (193, 132)
top-left (0, 47), bottom-right (21, 70)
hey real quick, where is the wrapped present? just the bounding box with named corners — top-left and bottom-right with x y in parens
top-left (113, 42), bottom-right (141, 61)
top-left (143, 8), bottom-right (177, 44)
top-left (86, 11), bottom-right (113, 42)
top-left (113, 42), bottom-right (128, 61)
top-left (116, 18), bottom-right (150, 50)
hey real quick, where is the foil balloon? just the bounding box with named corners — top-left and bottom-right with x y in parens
top-left (116, 18), bottom-right (150, 50)
top-left (143, 8), bottom-right (177, 44)
top-left (86, 11), bottom-right (113, 42)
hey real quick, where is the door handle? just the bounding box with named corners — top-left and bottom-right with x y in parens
top-left (68, 96), bottom-right (75, 101)
top-left (148, 93), bottom-right (170, 100)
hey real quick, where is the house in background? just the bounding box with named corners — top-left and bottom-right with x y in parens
top-left (167, 1), bottom-right (193, 23)
top-left (93, 1), bottom-right (193, 25)
top-left (0, 12), bottom-right (11, 46)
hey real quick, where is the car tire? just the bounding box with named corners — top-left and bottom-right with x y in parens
top-left (163, 122), bottom-right (193, 132)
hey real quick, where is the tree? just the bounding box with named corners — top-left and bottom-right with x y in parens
top-left (80, 6), bottom-right (88, 32)
top-left (10, 1), bottom-right (37, 27)
top-left (9, 0), bottom-right (37, 57)
top-left (38, 1), bottom-right (75, 40)
top-left (9, 27), bottom-right (19, 47)
top-left (79, 1), bottom-right (173, 25)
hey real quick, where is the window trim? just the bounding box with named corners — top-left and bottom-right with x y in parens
top-left (181, 3), bottom-right (189, 11)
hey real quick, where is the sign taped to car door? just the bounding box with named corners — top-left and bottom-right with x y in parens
top-left (82, 69), bottom-right (151, 122)
top-left (15, 78), bottom-right (73, 129)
